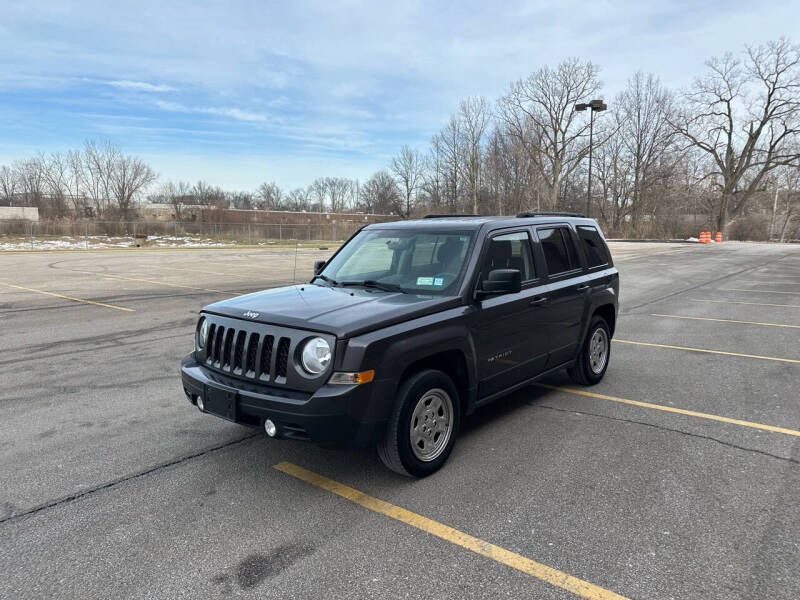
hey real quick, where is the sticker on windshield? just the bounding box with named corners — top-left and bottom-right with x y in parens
top-left (433, 277), bottom-right (444, 287)
top-left (416, 277), bottom-right (434, 286)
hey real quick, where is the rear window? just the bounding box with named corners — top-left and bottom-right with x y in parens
top-left (577, 226), bottom-right (610, 268)
top-left (538, 227), bottom-right (578, 275)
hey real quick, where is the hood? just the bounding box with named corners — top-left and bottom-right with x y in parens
top-left (202, 284), bottom-right (462, 338)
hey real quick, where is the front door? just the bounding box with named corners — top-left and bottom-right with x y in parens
top-left (472, 230), bottom-right (550, 399)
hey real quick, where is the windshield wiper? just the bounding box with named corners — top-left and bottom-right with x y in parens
top-left (312, 274), bottom-right (339, 286)
top-left (340, 280), bottom-right (405, 293)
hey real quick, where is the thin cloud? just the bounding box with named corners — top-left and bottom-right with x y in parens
top-left (201, 107), bottom-right (267, 122)
top-left (154, 100), bottom-right (267, 122)
top-left (108, 80), bottom-right (176, 92)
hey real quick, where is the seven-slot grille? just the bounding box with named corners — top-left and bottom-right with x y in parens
top-left (205, 323), bottom-right (290, 382)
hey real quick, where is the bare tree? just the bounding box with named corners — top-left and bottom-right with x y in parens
top-left (324, 177), bottom-right (354, 212)
top-left (422, 139), bottom-right (446, 210)
top-left (309, 178), bottom-right (327, 211)
top-left (66, 149), bottom-right (86, 214)
top-left (228, 191), bottom-right (256, 210)
top-left (83, 140), bottom-right (119, 216)
top-left (390, 146), bottom-right (425, 218)
top-left (459, 97), bottom-right (490, 214)
top-left (0, 164), bottom-right (19, 203)
top-left (498, 58), bottom-right (603, 209)
top-left (257, 181), bottom-right (283, 210)
top-left (16, 158), bottom-right (46, 210)
top-left (109, 154), bottom-right (157, 218)
top-left (154, 180), bottom-right (192, 219)
top-left (191, 180), bottom-right (226, 208)
top-left (617, 72), bottom-right (678, 230)
top-left (361, 170), bottom-right (399, 214)
top-left (286, 187), bottom-right (310, 211)
top-left (434, 115), bottom-right (464, 211)
top-left (671, 38), bottom-right (800, 235)
top-left (42, 152), bottom-right (70, 217)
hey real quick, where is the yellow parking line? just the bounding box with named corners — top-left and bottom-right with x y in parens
top-left (613, 339), bottom-right (800, 364)
top-left (649, 313), bottom-right (800, 329)
top-left (0, 281), bottom-right (134, 312)
top-left (68, 269), bottom-right (228, 294)
top-left (160, 266), bottom-right (257, 280)
top-left (274, 462), bottom-right (628, 600)
top-left (689, 299), bottom-right (800, 309)
top-left (719, 288), bottom-right (800, 295)
top-left (536, 385), bottom-right (800, 437)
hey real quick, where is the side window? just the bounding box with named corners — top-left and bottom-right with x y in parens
top-left (538, 227), bottom-right (579, 276)
top-left (577, 225), bottom-right (610, 268)
top-left (481, 231), bottom-right (536, 282)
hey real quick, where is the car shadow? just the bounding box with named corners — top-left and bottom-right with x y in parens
top-left (237, 371), bottom-right (576, 487)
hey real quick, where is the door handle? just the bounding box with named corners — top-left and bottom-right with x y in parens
top-left (529, 296), bottom-right (548, 306)
top-left (575, 284), bottom-right (590, 291)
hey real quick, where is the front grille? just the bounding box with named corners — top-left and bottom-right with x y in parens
top-left (213, 326), bottom-right (224, 364)
top-left (245, 334), bottom-right (260, 376)
top-left (259, 335), bottom-right (274, 380)
top-left (222, 329), bottom-right (234, 368)
top-left (233, 331), bottom-right (246, 373)
top-left (275, 337), bottom-right (290, 379)
top-left (205, 325), bottom-right (286, 382)
top-left (199, 315), bottom-right (332, 392)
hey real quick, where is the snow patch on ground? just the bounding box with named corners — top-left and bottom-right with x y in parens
top-left (0, 235), bottom-right (234, 250)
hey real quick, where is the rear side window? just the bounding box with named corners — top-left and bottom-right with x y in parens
top-left (538, 227), bottom-right (579, 276)
top-left (577, 226), bottom-right (610, 268)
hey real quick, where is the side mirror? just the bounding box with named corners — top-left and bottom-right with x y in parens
top-left (477, 269), bottom-right (521, 298)
top-left (313, 260), bottom-right (326, 275)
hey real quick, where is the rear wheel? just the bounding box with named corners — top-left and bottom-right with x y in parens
top-left (377, 369), bottom-right (460, 477)
top-left (568, 315), bottom-right (611, 385)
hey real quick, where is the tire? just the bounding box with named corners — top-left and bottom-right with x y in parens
top-left (377, 369), bottom-right (460, 477)
top-left (568, 315), bottom-right (611, 385)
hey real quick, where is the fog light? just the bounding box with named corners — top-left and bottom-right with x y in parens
top-left (264, 419), bottom-right (277, 437)
top-left (196, 395), bottom-right (205, 412)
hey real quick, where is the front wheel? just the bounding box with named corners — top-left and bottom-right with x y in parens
top-left (568, 315), bottom-right (611, 385)
top-left (377, 369), bottom-right (460, 477)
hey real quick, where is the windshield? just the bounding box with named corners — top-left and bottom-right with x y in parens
top-left (318, 229), bottom-right (475, 294)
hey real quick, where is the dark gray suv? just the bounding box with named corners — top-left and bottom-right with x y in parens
top-left (181, 213), bottom-right (619, 476)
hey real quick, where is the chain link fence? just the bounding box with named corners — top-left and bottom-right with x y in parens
top-left (0, 220), bottom-right (367, 250)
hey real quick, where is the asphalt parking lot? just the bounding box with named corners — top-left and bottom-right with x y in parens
top-left (0, 240), bottom-right (798, 599)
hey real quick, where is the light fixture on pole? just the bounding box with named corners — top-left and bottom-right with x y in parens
top-left (574, 99), bottom-right (607, 218)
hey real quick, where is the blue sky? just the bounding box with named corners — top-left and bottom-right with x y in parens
top-left (0, 0), bottom-right (797, 191)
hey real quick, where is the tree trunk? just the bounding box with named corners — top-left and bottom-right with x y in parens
top-left (779, 212), bottom-right (792, 243)
top-left (717, 193), bottom-right (731, 237)
top-left (472, 162), bottom-right (478, 215)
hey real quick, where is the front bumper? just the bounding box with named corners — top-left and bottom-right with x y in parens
top-left (181, 355), bottom-right (385, 447)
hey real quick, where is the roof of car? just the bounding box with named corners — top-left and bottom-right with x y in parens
top-left (366, 214), bottom-right (598, 232)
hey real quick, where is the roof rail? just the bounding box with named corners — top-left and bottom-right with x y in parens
top-left (423, 214), bottom-right (482, 219)
top-left (516, 211), bottom-right (586, 218)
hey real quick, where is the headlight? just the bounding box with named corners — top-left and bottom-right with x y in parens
top-left (301, 337), bottom-right (331, 374)
top-left (196, 318), bottom-right (208, 350)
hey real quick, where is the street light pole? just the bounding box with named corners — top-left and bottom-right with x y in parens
top-left (574, 99), bottom-right (607, 218)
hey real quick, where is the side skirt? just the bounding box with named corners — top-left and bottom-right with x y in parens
top-left (471, 360), bottom-right (576, 410)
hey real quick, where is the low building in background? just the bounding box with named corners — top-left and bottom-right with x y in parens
top-left (0, 206), bottom-right (39, 221)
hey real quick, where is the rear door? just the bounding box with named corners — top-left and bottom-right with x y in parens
top-left (472, 229), bottom-right (550, 399)
top-left (532, 225), bottom-right (589, 367)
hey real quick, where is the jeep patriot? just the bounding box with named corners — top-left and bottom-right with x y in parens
top-left (181, 213), bottom-right (619, 476)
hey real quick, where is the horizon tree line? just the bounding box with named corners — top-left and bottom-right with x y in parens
top-left (1, 37), bottom-right (798, 240)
